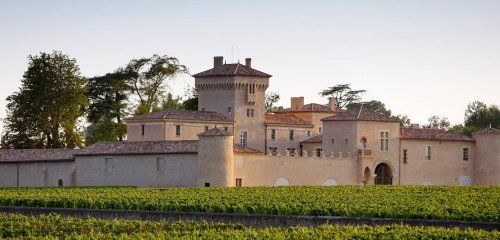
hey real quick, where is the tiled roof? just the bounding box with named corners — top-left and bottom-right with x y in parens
top-left (400, 128), bottom-right (475, 142)
top-left (277, 103), bottom-right (343, 113)
top-left (198, 128), bottom-right (233, 137)
top-left (300, 134), bottom-right (323, 143)
top-left (193, 63), bottom-right (271, 78)
top-left (0, 149), bottom-right (79, 163)
top-left (265, 114), bottom-right (314, 127)
top-left (78, 140), bottom-right (261, 156)
top-left (472, 126), bottom-right (500, 135)
top-left (321, 107), bottom-right (399, 122)
top-left (125, 110), bottom-right (233, 122)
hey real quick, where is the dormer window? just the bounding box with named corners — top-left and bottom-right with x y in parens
top-left (141, 125), bottom-right (145, 136)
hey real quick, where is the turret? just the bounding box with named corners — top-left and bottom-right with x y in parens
top-left (197, 128), bottom-right (234, 187)
top-left (472, 126), bottom-right (500, 185)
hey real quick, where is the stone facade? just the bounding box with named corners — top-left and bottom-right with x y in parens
top-left (0, 56), bottom-right (498, 187)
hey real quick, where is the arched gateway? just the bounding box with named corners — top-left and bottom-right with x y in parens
top-left (374, 163), bottom-right (392, 185)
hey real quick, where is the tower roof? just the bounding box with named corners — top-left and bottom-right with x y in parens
top-left (193, 63), bottom-right (271, 78)
top-left (321, 107), bottom-right (399, 122)
top-left (197, 128), bottom-right (233, 137)
top-left (472, 126), bottom-right (500, 135)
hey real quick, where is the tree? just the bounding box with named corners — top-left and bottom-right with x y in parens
top-left (464, 101), bottom-right (499, 130)
top-left (346, 100), bottom-right (392, 116)
top-left (87, 72), bottom-right (131, 142)
top-left (395, 114), bottom-right (412, 127)
top-left (181, 88), bottom-right (198, 111)
top-left (2, 51), bottom-right (87, 149)
top-left (423, 115), bottom-right (451, 130)
top-left (265, 92), bottom-right (283, 113)
top-left (319, 84), bottom-right (365, 109)
top-left (124, 55), bottom-right (188, 115)
top-left (152, 93), bottom-right (183, 112)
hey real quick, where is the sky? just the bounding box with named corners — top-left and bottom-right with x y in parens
top-left (0, 0), bottom-right (499, 130)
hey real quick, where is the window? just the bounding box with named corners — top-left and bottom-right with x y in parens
top-left (250, 109), bottom-right (255, 117)
top-left (289, 130), bottom-right (294, 141)
top-left (316, 148), bottom-right (323, 157)
top-left (331, 139), bottom-right (335, 145)
top-left (403, 149), bottom-right (408, 164)
top-left (141, 125), bottom-right (145, 136)
top-left (224, 127), bottom-right (229, 132)
top-left (236, 178), bottom-right (243, 187)
top-left (319, 127), bottom-right (322, 133)
top-left (287, 148), bottom-right (296, 156)
top-left (204, 183), bottom-right (210, 187)
top-left (425, 146), bottom-right (432, 160)
top-left (176, 125), bottom-right (181, 137)
top-left (105, 158), bottom-right (113, 173)
top-left (463, 148), bottom-right (469, 161)
top-left (157, 157), bottom-right (166, 171)
top-left (307, 131), bottom-right (311, 137)
top-left (380, 132), bottom-right (389, 151)
top-left (227, 106), bottom-right (232, 113)
top-left (204, 126), bottom-right (209, 131)
top-left (240, 132), bottom-right (247, 146)
top-left (58, 179), bottom-right (63, 187)
top-left (248, 84), bottom-right (256, 94)
top-left (271, 129), bottom-right (276, 140)
top-left (269, 147), bottom-right (278, 156)
top-left (344, 138), bottom-right (348, 145)
top-left (247, 109), bottom-right (250, 117)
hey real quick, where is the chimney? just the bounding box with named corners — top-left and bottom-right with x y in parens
top-left (411, 124), bottom-right (420, 129)
top-left (245, 58), bottom-right (252, 68)
top-left (214, 56), bottom-right (223, 69)
top-left (328, 97), bottom-right (336, 111)
top-left (291, 97), bottom-right (304, 111)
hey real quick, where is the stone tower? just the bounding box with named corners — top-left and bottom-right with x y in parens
top-left (197, 128), bottom-right (234, 187)
top-left (471, 126), bottom-right (500, 185)
top-left (193, 56), bottom-right (271, 151)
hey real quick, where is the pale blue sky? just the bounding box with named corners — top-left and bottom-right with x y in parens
top-left (0, 0), bottom-right (499, 127)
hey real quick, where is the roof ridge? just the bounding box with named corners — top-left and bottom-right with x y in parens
top-left (233, 63), bottom-right (239, 75)
top-left (357, 106), bottom-right (363, 120)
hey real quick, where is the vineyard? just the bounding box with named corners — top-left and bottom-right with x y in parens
top-left (0, 186), bottom-right (498, 222)
top-left (0, 214), bottom-right (498, 239)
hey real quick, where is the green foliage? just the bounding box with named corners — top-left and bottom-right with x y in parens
top-left (123, 55), bottom-right (188, 115)
top-left (423, 115), bottom-right (451, 130)
top-left (181, 87), bottom-right (198, 111)
top-left (265, 92), bottom-right (283, 113)
top-left (0, 186), bottom-right (498, 222)
top-left (85, 118), bottom-right (126, 145)
top-left (152, 93), bottom-right (183, 112)
top-left (1, 51), bottom-right (87, 149)
top-left (0, 214), bottom-right (498, 239)
top-left (464, 101), bottom-right (499, 131)
top-left (319, 84), bottom-right (365, 109)
top-left (346, 100), bottom-right (392, 116)
top-left (87, 71), bottom-right (131, 142)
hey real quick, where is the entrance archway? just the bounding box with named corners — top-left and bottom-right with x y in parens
top-left (374, 163), bottom-right (392, 185)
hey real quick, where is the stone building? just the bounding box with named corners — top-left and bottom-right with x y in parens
top-left (0, 56), bottom-right (498, 187)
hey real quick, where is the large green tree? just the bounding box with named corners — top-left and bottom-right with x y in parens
top-left (124, 55), bottom-right (188, 115)
top-left (451, 101), bottom-right (500, 135)
top-left (86, 71), bottom-right (131, 143)
top-left (265, 92), bottom-right (283, 113)
top-left (2, 51), bottom-right (87, 149)
top-left (423, 115), bottom-right (451, 130)
top-left (319, 84), bottom-right (365, 109)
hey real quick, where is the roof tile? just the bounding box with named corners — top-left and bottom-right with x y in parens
top-left (300, 134), bottom-right (323, 143)
top-left (78, 140), bottom-right (261, 156)
top-left (322, 107), bottom-right (399, 122)
top-left (0, 149), bottom-right (79, 163)
top-left (265, 114), bottom-right (314, 127)
top-left (125, 110), bottom-right (233, 122)
top-left (193, 63), bottom-right (271, 78)
top-left (400, 128), bottom-right (475, 142)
